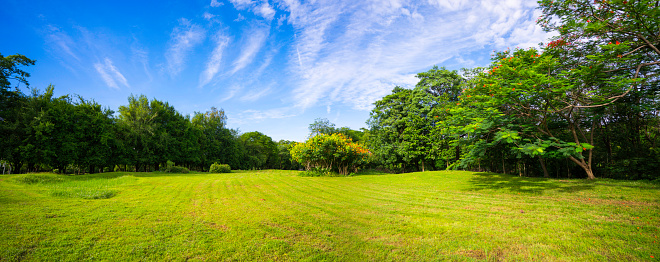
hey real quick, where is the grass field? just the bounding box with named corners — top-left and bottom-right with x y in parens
top-left (1, 170), bottom-right (658, 261)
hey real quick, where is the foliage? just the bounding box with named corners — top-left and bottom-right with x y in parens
top-left (298, 167), bottom-right (342, 177)
top-left (0, 53), bottom-right (35, 90)
top-left (209, 162), bottom-right (231, 173)
top-left (275, 140), bottom-right (302, 170)
top-left (160, 160), bottom-right (190, 174)
top-left (367, 67), bottom-right (465, 172)
top-left (238, 131), bottom-right (278, 170)
top-left (308, 118), bottom-right (365, 142)
top-left (290, 133), bottom-right (371, 176)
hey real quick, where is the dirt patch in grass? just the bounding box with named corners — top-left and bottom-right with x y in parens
top-left (206, 222), bottom-right (229, 231)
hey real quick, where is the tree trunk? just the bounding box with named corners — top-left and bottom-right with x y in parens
top-left (568, 155), bottom-right (595, 179)
top-left (502, 158), bottom-right (506, 174)
top-left (538, 156), bottom-right (549, 178)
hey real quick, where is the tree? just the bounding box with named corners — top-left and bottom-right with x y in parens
top-left (238, 131), bottom-right (277, 170)
top-left (537, 0), bottom-right (660, 179)
top-left (308, 118), bottom-right (336, 137)
top-left (290, 133), bottom-right (371, 175)
top-left (0, 53), bottom-right (34, 172)
top-left (192, 107), bottom-right (240, 170)
top-left (367, 67), bottom-right (466, 172)
top-left (276, 140), bottom-right (301, 170)
top-left (117, 95), bottom-right (157, 172)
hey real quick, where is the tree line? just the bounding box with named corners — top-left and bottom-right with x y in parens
top-left (0, 62), bottom-right (300, 173)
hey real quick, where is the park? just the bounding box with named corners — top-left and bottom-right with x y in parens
top-left (1, 0), bottom-right (659, 260)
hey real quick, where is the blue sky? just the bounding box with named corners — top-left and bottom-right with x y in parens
top-left (1, 0), bottom-right (553, 142)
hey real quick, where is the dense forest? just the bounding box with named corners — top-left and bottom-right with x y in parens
top-left (1, 0), bottom-right (658, 180)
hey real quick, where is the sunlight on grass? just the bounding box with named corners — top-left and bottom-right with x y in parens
top-left (1, 170), bottom-right (658, 261)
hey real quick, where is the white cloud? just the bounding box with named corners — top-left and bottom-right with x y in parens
top-left (200, 33), bottom-right (231, 87)
top-left (203, 12), bottom-right (216, 20)
top-left (131, 39), bottom-right (152, 82)
top-left (219, 84), bottom-right (242, 102)
top-left (240, 86), bottom-right (272, 102)
top-left (94, 58), bottom-right (129, 89)
top-left (277, 15), bottom-right (287, 27)
top-left (210, 0), bottom-right (224, 7)
top-left (229, 0), bottom-right (254, 10)
top-left (229, 0), bottom-right (277, 20)
top-left (255, 2), bottom-right (276, 21)
top-left (236, 107), bottom-right (296, 122)
top-left (44, 25), bottom-right (80, 62)
top-left (230, 25), bottom-right (269, 74)
top-left (275, 0), bottom-right (553, 110)
top-left (234, 13), bottom-right (246, 22)
top-left (165, 19), bottom-right (206, 76)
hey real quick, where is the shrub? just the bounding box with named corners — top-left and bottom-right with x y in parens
top-left (161, 160), bottom-right (190, 174)
top-left (290, 133), bottom-right (371, 176)
top-left (210, 163), bottom-right (231, 173)
top-left (298, 167), bottom-right (340, 177)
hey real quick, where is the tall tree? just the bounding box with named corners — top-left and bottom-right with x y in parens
top-left (117, 95), bottom-right (157, 172)
top-left (0, 53), bottom-right (34, 172)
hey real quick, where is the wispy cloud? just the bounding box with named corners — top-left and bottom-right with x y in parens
top-left (229, 0), bottom-right (276, 20)
top-left (131, 39), bottom-right (152, 82)
top-left (275, 0), bottom-right (554, 110)
top-left (230, 25), bottom-right (269, 74)
top-left (240, 86), bottom-right (272, 102)
top-left (229, 0), bottom-right (254, 10)
top-left (210, 0), bottom-right (224, 7)
top-left (234, 13), bottom-right (246, 22)
top-left (235, 107), bottom-right (296, 123)
top-left (200, 33), bottom-right (231, 87)
top-left (44, 25), bottom-right (80, 62)
top-left (203, 12), bottom-right (216, 20)
top-left (219, 84), bottom-right (242, 102)
top-left (94, 58), bottom-right (129, 89)
top-left (165, 19), bottom-right (206, 76)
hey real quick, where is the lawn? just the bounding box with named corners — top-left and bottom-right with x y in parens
top-left (0, 170), bottom-right (658, 261)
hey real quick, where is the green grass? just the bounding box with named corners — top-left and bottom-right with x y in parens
top-left (0, 170), bottom-right (658, 261)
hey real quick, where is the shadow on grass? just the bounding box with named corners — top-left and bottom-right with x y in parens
top-left (467, 172), bottom-right (595, 195)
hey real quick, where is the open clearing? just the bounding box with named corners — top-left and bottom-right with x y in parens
top-left (1, 170), bottom-right (658, 261)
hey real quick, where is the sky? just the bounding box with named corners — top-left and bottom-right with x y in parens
top-left (1, 0), bottom-right (554, 142)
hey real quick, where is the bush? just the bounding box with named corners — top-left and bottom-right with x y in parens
top-left (210, 163), bottom-right (231, 173)
top-left (290, 133), bottom-right (371, 176)
top-left (161, 160), bottom-right (190, 174)
top-left (298, 167), bottom-right (340, 177)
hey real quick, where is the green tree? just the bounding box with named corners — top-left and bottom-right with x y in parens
top-left (0, 53), bottom-right (34, 173)
top-left (238, 131), bottom-right (277, 170)
top-left (537, 0), bottom-right (660, 179)
top-left (308, 118), bottom-right (336, 137)
top-left (192, 107), bottom-right (240, 170)
top-left (117, 95), bottom-right (157, 172)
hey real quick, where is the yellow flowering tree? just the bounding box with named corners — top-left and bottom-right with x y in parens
top-left (290, 133), bottom-right (371, 175)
